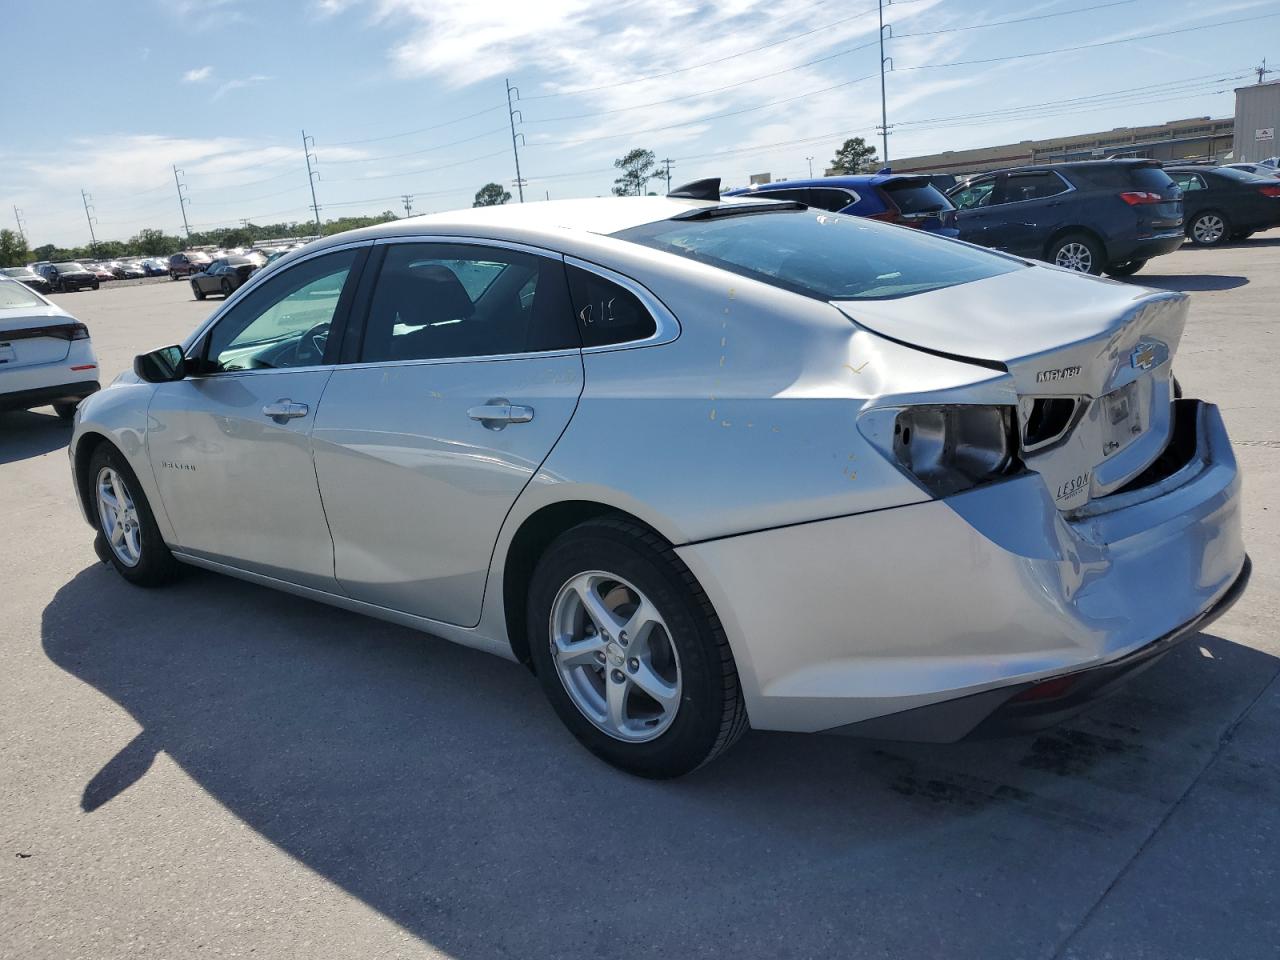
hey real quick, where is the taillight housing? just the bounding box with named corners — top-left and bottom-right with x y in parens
top-left (1259, 185), bottom-right (1280, 198)
top-left (1119, 191), bottom-right (1166, 205)
top-left (69, 323), bottom-right (90, 341)
top-left (891, 405), bottom-right (1020, 497)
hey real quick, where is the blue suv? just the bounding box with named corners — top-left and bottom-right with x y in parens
top-left (723, 174), bottom-right (959, 237)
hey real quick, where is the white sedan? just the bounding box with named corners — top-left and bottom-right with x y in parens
top-left (67, 182), bottom-right (1248, 777)
top-left (0, 277), bottom-right (99, 419)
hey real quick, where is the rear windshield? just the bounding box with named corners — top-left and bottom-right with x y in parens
top-left (612, 209), bottom-right (1019, 301)
top-left (54, 262), bottom-right (86, 272)
top-left (882, 179), bottom-right (954, 214)
top-left (1128, 167), bottom-right (1177, 192)
top-left (1213, 166), bottom-right (1273, 183)
top-left (0, 279), bottom-right (44, 309)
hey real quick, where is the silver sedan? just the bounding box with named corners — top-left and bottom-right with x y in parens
top-left (68, 183), bottom-right (1249, 777)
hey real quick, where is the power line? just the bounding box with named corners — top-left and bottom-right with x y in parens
top-left (893, 0), bottom-right (1137, 40)
top-left (318, 126), bottom-right (508, 165)
top-left (326, 103), bottom-right (508, 147)
top-left (898, 11), bottom-right (1280, 72)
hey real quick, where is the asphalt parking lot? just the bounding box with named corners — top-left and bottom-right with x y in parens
top-left (2, 239), bottom-right (1278, 960)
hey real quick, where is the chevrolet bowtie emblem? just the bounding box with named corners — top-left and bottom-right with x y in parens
top-left (1131, 343), bottom-right (1158, 371)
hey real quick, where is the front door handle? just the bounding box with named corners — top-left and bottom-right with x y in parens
top-left (468, 399), bottom-right (534, 429)
top-left (262, 400), bottom-right (309, 422)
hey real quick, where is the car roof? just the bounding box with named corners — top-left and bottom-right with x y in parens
top-left (732, 174), bottom-right (926, 191)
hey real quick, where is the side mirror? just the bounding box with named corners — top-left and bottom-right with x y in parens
top-left (134, 345), bottom-right (187, 383)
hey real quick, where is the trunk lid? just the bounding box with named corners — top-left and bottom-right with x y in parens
top-left (0, 307), bottom-right (78, 368)
top-left (833, 266), bottom-right (1187, 510)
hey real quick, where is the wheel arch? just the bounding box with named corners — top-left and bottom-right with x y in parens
top-left (72, 430), bottom-right (112, 524)
top-left (1043, 225), bottom-right (1108, 264)
top-left (500, 499), bottom-right (677, 671)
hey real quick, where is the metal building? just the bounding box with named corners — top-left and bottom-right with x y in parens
top-left (1232, 79), bottom-right (1280, 162)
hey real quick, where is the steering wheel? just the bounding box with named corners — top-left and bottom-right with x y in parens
top-left (294, 321), bottom-right (330, 366)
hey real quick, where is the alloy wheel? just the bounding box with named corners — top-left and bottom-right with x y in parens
top-left (96, 467), bottom-right (142, 567)
top-left (1193, 214), bottom-right (1225, 244)
top-left (549, 571), bottom-right (682, 743)
top-left (1054, 242), bottom-right (1093, 272)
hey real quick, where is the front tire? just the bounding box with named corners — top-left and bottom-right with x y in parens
top-left (219, 278), bottom-right (233, 297)
top-left (527, 517), bottom-right (748, 778)
top-left (1104, 259), bottom-right (1147, 278)
top-left (1189, 210), bottom-right (1229, 246)
top-left (1047, 233), bottom-right (1103, 274)
top-left (87, 443), bottom-right (180, 587)
top-left (192, 282), bottom-right (206, 300)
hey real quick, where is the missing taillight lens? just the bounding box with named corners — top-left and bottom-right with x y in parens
top-left (892, 405), bottom-right (1019, 498)
top-left (1022, 397), bottom-right (1079, 451)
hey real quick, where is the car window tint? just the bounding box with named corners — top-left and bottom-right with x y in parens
top-left (1172, 173), bottom-right (1205, 192)
top-left (881, 180), bottom-right (952, 213)
top-left (949, 179), bottom-right (996, 209)
top-left (807, 188), bottom-right (858, 212)
top-left (0, 279), bottom-right (43, 308)
top-left (998, 172), bottom-right (1067, 203)
top-left (359, 243), bottom-right (579, 363)
top-left (613, 208), bottom-right (1020, 301)
top-left (1127, 167), bottom-right (1177, 192)
top-left (748, 188), bottom-right (810, 205)
top-left (205, 249), bottom-right (358, 372)
top-left (566, 266), bottom-right (658, 347)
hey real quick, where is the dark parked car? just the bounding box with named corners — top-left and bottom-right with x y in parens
top-left (169, 251), bottom-right (212, 279)
top-left (1, 266), bottom-right (52, 293)
top-left (140, 258), bottom-right (169, 277)
top-left (1165, 165), bottom-right (1280, 245)
top-left (724, 173), bottom-right (959, 236)
top-left (190, 255), bottom-right (261, 300)
top-left (110, 260), bottom-right (146, 280)
top-left (946, 159), bottom-right (1184, 277)
top-left (39, 262), bottom-right (100, 292)
top-left (1225, 162), bottom-right (1280, 179)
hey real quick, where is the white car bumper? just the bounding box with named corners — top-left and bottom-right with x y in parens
top-left (676, 399), bottom-right (1247, 737)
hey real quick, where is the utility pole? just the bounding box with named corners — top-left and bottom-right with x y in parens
top-left (401, 194), bottom-right (414, 217)
top-left (660, 158), bottom-right (674, 193)
top-left (877, 0), bottom-right (893, 166)
top-left (173, 165), bottom-right (192, 240)
top-left (505, 78), bottom-right (526, 203)
top-left (805, 156), bottom-right (815, 178)
top-left (80, 189), bottom-right (98, 255)
top-left (302, 130), bottom-right (322, 236)
top-left (1258, 59), bottom-right (1274, 84)
top-left (13, 206), bottom-right (27, 246)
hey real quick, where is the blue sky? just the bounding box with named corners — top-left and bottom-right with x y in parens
top-left (3, 0), bottom-right (1276, 246)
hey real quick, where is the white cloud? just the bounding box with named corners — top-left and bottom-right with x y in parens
top-left (212, 74), bottom-right (271, 100)
top-left (182, 65), bottom-right (213, 83)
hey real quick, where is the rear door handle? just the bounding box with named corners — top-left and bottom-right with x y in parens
top-left (468, 400), bottom-right (534, 429)
top-left (262, 400), bottom-right (309, 422)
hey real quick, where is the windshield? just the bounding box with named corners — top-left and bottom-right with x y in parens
top-left (882, 179), bottom-right (954, 214)
top-left (0, 279), bottom-right (45, 308)
top-left (54, 262), bottom-right (86, 272)
top-left (613, 208), bottom-right (1019, 301)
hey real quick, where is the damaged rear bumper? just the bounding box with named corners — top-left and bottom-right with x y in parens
top-left (676, 399), bottom-right (1246, 737)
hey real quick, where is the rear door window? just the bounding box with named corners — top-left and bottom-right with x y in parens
top-left (806, 188), bottom-right (859, 212)
top-left (359, 243), bottom-right (579, 362)
top-left (881, 179), bottom-right (953, 213)
top-left (1171, 172), bottom-right (1206, 192)
top-left (747, 188), bottom-right (810, 205)
top-left (997, 172), bottom-right (1068, 204)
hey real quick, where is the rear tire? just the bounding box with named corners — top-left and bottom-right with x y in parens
top-left (1047, 233), bottom-right (1103, 274)
top-left (1104, 259), bottom-right (1147, 278)
top-left (53, 401), bottom-right (79, 420)
top-left (87, 443), bottom-right (180, 587)
top-left (1189, 210), bottom-right (1229, 246)
top-left (527, 517), bottom-right (748, 778)
top-left (219, 278), bottom-right (233, 297)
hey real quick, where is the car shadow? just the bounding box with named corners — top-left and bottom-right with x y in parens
top-left (0, 409), bottom-right (72, 464)
top-left (1126, 274), bottom-right (1249, 292)
top-left (41, 563), bottom-right (1280, 959)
